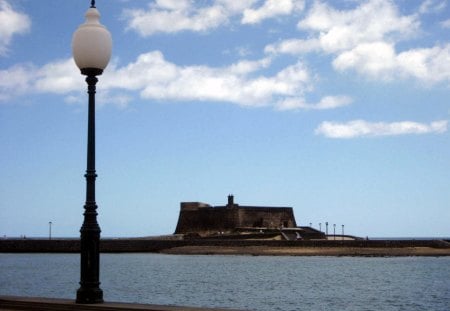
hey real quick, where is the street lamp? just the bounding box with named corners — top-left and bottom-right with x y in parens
top-left (319, 223), bottom-right (322, 232)
top-left (342, 224), bottom-right (344, 241)
top-left (325, 222), bottom-right (328, 236)
top-left (72, 0), bottom-right (112, 304)
top-left (333, 224), bottom-right (336, 240)
top-left (49, 221), bottom-right (52, 240)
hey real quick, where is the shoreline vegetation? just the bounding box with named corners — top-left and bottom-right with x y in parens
top-left (1, 238), bottom-right (449, 257)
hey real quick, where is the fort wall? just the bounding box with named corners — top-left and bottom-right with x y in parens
top-left (236, 207), bottom-right (296, 228)
top-left (174, 196), bottom-right (297, 235)
top-left (175, 206), bottom-right (240, 234)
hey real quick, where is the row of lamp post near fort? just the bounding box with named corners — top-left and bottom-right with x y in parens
top-left (317, 222), bottom-right (345, 240)
top-left (70, 0), bottom-right (348, 304)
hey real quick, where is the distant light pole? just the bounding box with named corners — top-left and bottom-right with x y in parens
top-left (319, 223), bottom-right (322, 232)
top-left (326, 222), bottom-right (328, 236)
top-left (333, 224), bottom-right (336, 240)
top-left (342, 224), bottom-right (344, 241)
top-left (72, 0), bottom-right (112, 304)
top-left (49, 221), bottom-right (52, 240)
top-left (309, 222), bottom-right (312, 227)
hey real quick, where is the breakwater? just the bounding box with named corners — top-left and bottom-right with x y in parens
top-left (1, 238), bottom-right (449, 253)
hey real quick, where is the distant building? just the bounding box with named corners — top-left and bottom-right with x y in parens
top-left (174, 195), bottom-right (325, 240)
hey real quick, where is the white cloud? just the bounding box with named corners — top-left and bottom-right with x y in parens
top-left (298, 0), bottom-right (418, 54)
top-left (0, 59), bottom-right (84, 102)
top-left (333, 42), bottom-right (450, 83)
top-left (276, 95), bottom-right (352, 111)
top-left (123, 0), bottom-right (305, 35)
top-left (0, 50), bottom-right (348, 111)
top-left (216, 0), bottom-right (257, 13)
top-left (440, 18), bottom-right (450, 28)
top-left (332, 41), bottom-right (397, 79)
top-left (315, 120), bottom-right (448, 138)
top-left (267, 0), bottom-right (418, 58)
top-left (96, 91), bottom-right (133, 109)
top-left (99, 51), bottom-right (312, 107)
top-left (265, 38), bottom-right (321, 55)
top-left (242, 0), bottom-right (304, 24)
top-left (0, 64), bottom-right (32, 90)
top-left (151, 0), bottom-right (191, 11)
top-left (124, 1), bottom-right (229, 35)
top-left (34, 59), bottom-right (83, 94)
top-left (118, 52), bottom-right (310, 106)
top-left (266, 0), bottom-right (450, 84)
top-left (0, 0), bottom-right (31, 56)
top-left (419, 0), bottom-right (446, 14)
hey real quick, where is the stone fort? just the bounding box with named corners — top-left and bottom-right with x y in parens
top-left (175, 195), bottom-right (302, 237)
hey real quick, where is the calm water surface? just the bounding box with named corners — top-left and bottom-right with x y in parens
top-left (0, 254), bottom-right (449, 311)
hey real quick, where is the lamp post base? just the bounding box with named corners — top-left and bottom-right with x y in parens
top-left (76, 287), bottom-right (103, 304)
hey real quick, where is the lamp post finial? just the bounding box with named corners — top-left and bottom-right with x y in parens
top-left (91, 0), bottom-right (95, 8)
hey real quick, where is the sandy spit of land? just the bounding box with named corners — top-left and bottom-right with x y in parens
top-left (161, 246), bottom-right (450, 257)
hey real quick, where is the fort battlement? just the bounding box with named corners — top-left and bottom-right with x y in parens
top-left (180, 202), bottom-right (212, 211)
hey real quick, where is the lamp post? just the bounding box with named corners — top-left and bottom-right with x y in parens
top-left (319, 223), bottom-right (322, 232)
top-left (333, 224), bottom-right (336, 240)
top-left (49, 221), bottom-right (52, 240)
top-left (342, 224), bottom-right (344, 241)
top-left (72, 0), bottom-right (112, 304)
top-left (325, 222), bottom-right (328, 236)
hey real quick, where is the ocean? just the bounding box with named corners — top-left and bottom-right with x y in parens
top-left (1, 253), bottom-right (449, 311)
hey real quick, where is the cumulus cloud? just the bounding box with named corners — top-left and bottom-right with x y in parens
top-left (267, 0), bottom-right (418, 57)
top-left (123, 0), bottom-right (305, 35)
top-left (0, 59), bottom-right (83, 102)
top-left (265, 0), bottom-right (450, 85)
top-left (297, 0), bottom-right (417, 53)
top-left (123, 0), bottom-right (229, 35)
top-left (265, 38), bottom-right (321, 55)
top-left (315, 120), bottom-right (448, 138)
top-left (334, 42), bottom-right (450, 83)
top-left (0, 64), bottom-right (34, 92)
top-left (332, 41), bottom-right (397, 79)
top-left (0, 50), bottom-right (348, 111)
top-left (0, 0), bottom-right (31, 55)
top-left (440, 18), bottom-right (450, 28)
top-left (242, 0), bottom-right (304, 24)
top-left (418, 0), bottom-right (446, 14)
top-left (34, 59), bottom-right (83, 94)
top-left (276, 95), bottom-right (352, 111)
top-left (104, 51), bottom-right (310, 107)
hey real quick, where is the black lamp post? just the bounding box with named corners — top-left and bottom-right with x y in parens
top-left (72, 0), bottom-right (112, 304)
top-left (333, 224), bottom-right (336, 240)
top-left (48, 221), bottom-right (52, 240)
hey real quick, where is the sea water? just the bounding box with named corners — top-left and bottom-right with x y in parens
top-left (0, 253), bottom-right (449, 311)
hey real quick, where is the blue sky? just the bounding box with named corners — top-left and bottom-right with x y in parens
top-left (1, 0), bottom-right (449, 238)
